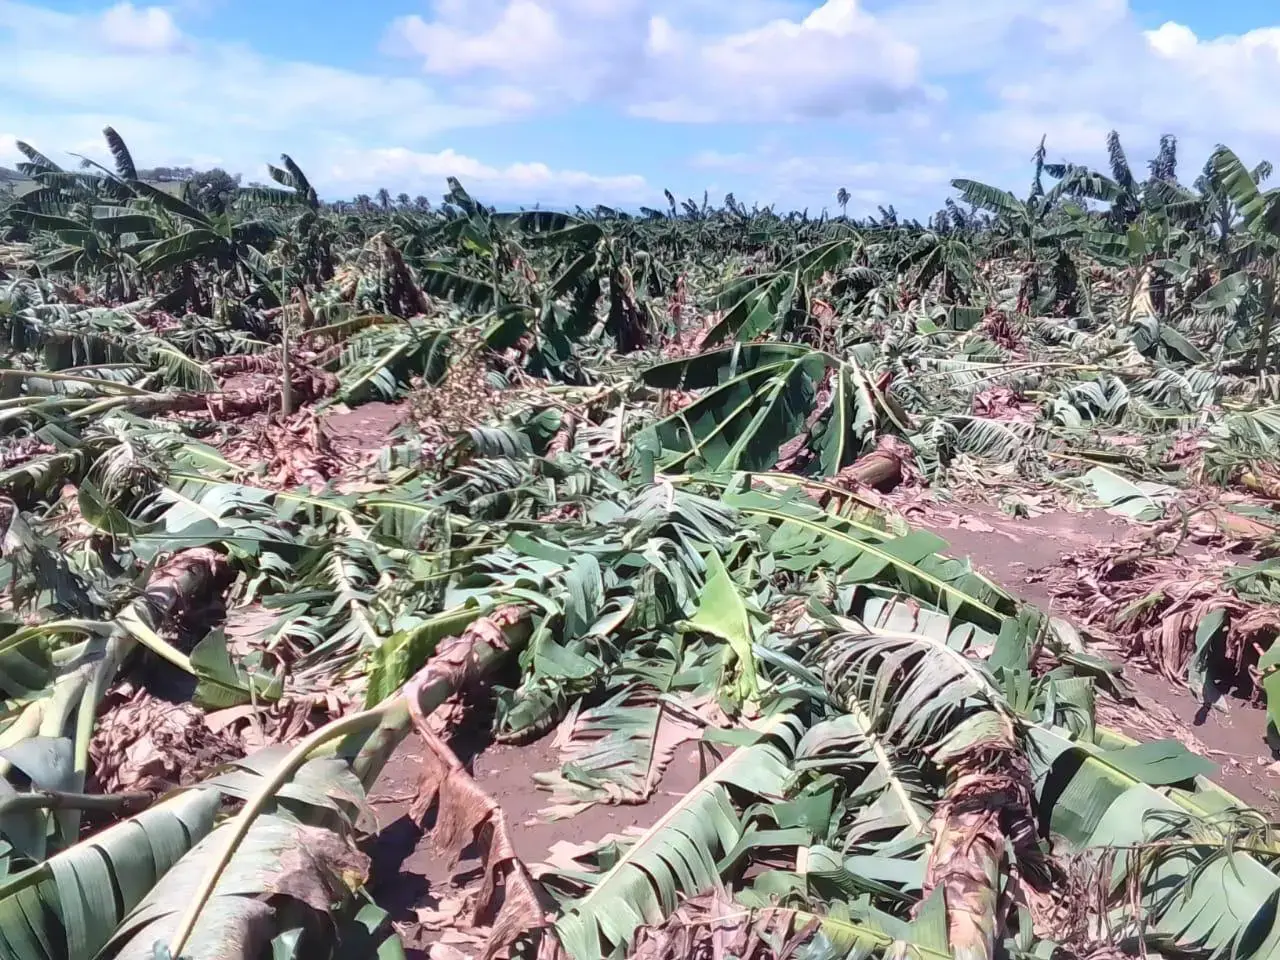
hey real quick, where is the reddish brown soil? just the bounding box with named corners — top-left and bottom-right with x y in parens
top-left (325, 401), bottom-right (409, 455)
top-left (366, 726), bottom-right (706, 956)
top-left (921, 503), bottom-right (1280, 812)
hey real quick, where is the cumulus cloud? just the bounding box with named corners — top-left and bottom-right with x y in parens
top-left (635, 0), bottom-right (925, 122)
top-left (386, 0), bottom-right (1280, 203)
top-left (392, 0), bottom-right (563, 76)
top-left (0, 2), bottom-right (487, 144)
top-left (387, 0), bottom-right (928, 122)
top-left (12, 0), bottom-right (1280, 213)
top-left (388, 0), bottom-right (651, 109)
top-left (0, 0), bottom-right (647, 202)
top-left (885, 0), bottom-right (1280, 167)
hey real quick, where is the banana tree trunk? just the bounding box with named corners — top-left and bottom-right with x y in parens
top-left (921, 715), bottom-right (1035, 960)
top-left (135, 547), bottom-right (234, 630)
top-left (841, 449), bottom-right (904, 492)
top-left (1258, 263), bottom-right (1277, 379)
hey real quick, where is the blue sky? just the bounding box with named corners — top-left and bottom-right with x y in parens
top-left (3, 1), bottom-right (1280, 215)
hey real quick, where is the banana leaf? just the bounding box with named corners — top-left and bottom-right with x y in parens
top-left (1030, 724), bottom-right (1280, 957)
top-left (553, 712), bottom-right (804, 959)
top-left (0, 790), bottom-right (219, 960)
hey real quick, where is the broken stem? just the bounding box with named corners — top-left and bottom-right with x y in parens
top-left (166, 608), bottom-right (532, 960)
top-left (281, 296), bottom-right (294, 417)
top-left (0, 789), bottom-right (152, 818)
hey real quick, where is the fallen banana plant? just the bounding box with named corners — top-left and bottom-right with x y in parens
top-left (10, 128), bottom-right (1280, 960)
top-left (551, 711), bottom-right (806, 960)
top-left (162, 606), bottom-right (532, 959)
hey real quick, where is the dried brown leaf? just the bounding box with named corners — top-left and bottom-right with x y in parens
top-left (267, 824), bottom-right (370, 911)
top-left (90, 685), bottom-right (242, 794)
top-left (402, 610), bottom-right (550, 958)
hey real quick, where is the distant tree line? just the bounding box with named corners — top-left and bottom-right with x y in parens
top-left (329, 188), bottom-right (432, 213)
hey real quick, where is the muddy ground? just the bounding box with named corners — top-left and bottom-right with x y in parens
top-left (324, 405), bottom-right (1280, 955)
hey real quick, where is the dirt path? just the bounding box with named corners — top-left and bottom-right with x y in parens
top-left (366, 725), bottom-right (706, 957)
top-left (922, 502), bottom-right (1280, 812)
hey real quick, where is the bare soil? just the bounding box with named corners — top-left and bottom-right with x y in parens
top-left (325, 401), bottom-right (409, 456)
top-left (921, 502), bottom-right (1280, 813)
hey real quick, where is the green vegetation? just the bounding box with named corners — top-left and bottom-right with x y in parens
top-left (2, 126), bottom-right (1280, 960)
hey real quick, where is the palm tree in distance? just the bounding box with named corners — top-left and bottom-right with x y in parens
top-left (836, 186), bottom-right (850, 219)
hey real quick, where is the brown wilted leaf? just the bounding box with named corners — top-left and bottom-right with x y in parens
top-left (626, 891), bottom-right (818, 960)
top-left (972, 386), bottom-right (1037, 423)
top-left (373, 232), bottom-right (432, 318)
top-left (981, 309), bottom-right (1024, 351)
top-left (407, 327), bottom-right (509, 466)
top-left (205, 363), bottom-right (337, 420)
top-left (212, 695), bottom-right (341, 754)
top-left (221, 409), bottom-right (347, 490)
top-left (90, 684), bottom-right (242, 794)
top-left (407, 724), bottom-right (553, 959)
top-left (402, 606), bottom-right (548, 958)
top-left (415, 896), bottom-right (468, 931)
top-left (209, 355), bottom-right (282, 377)
top-left (1191, 505), bottom-right (1278, 544)
top-left (267, 824), bottom-right (370, 911)
top-left (1051, 544), bottom-right (1280, 691)
top-left (0, 436), bottom-right (55, 470)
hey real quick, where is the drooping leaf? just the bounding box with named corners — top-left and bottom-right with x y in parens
top-left (553, 713), bottom-right (803, 960)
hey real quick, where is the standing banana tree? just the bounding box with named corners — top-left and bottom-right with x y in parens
top-left (1196, 146), bottom-right (1280, 376)
top-left (949, 170), bottom-right (1082, 315)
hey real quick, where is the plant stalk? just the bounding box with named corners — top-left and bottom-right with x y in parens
top-left (166, 610), bottom-right (532, 959)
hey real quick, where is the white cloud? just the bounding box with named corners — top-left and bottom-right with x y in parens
top-left (14, 0), bottom-right (1280, 215)
top-left (836, 0), bottom-right (1280, 202)
top-left (1145, 21), bottom-right (1198, 58)
top-left (326, 146), bottom-right (651, 204)
top-left (387, 0), bottom-right (927, 122)
top-left (392, 0), bottom-right (561, 76)
top-left (635, 0), bottom-right (924, 122)
top-left (0, 0), bottom-right (644, 203)
top-left (325, 3), bottom-right (1280, 210)
top-left (98, 3), bottom-right (182, 52)
top-left (388, 0), bottom-right (651, 108)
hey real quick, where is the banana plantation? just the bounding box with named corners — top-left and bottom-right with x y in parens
top-left (4, 126), bottom-right (1280, 960)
